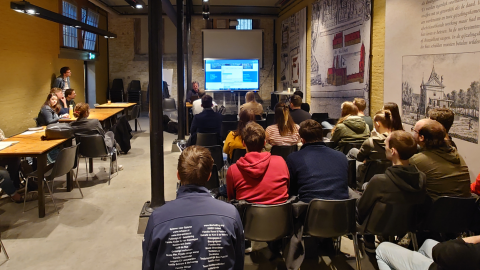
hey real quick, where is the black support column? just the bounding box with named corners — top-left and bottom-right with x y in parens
top-left (186, 0), bottom-right (192, 95)
top-left (177, 0), bottom-right (185, 140)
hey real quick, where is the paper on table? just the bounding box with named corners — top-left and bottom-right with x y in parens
top-left (20, 130), bottom-right (43, 135)
top-left (0, 141), bottom-right (19, 151)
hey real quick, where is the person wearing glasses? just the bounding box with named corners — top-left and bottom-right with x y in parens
top-left (52, 66), bottom-right (72, 95)
top-left (409, 119), bottom-right (471, 201)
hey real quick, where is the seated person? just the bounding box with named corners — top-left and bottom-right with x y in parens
top-left (0, 167), bottom-right (34, 203)
top-left (286, 120), bottom-right (348, 203)
top-left (383, 102), bottom-right (404, 131)
top-left (353, 98), bottom-right (373, 131)
top-left (192, 89), bottom-right (217, 115)
top-left (185, 80), bottom-right (200, 103)
top-left (410, 119), bottom-right (471, 200)
top-left (226, 122), bottom-right (289, 204)
top-left (223, 109), bottom-right (255, 159)
top-left (293, 90), bottom-right (310, 112)
top-left (37, 93), bottom-right (65, 126)
top-left (348, 109), bottom-right (393, 162)
top-left (376, 236), bottom-right (480, 270)
top-left (70, 103), bottom-right (116, 152)
top-left (471, 173), bottom-right (480, 195)
top-left (189, 95), bottom-right (223, 145)
top-left (357, 130), bottom-right (426, 225)
top-left (240, 91), bottom-right (263, 115)
top-left (331, 101), bottom-right (370, 153)
top-left (289, 95), bottom-right (311, 125)
top-left (51, 87), bottom-right (69, 114)
top-left (143, 146), bottom-right (244, 270)
top-left (265, 102), bottom-right (300, 146)
top-left (65, 88), bottom-right (76, 108)
top-left (428, 108), bottom-right (456, 148)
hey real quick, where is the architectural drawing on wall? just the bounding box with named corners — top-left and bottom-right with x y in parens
top-left (310, 0), bottom-right (371, 117)
top-left (280, 8), bottom-right (306, 93)
top-left (402, 53), bottom-right (479, 144)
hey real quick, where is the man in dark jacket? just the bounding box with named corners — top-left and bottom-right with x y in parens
top-left (286, 119), bottom-right (348, 203)
top-left (357, 130), bottom-right (426, 224)
top-left (142, 146), bottom-right (245, 270)
top-left (376, 235), bottom-right (480, 270)
top-left (289, 95), bottom-right (311, 124)
top-left (190, 94), bottom-right (223, 145)
top-left (52, 66), bottom-right (71, 93)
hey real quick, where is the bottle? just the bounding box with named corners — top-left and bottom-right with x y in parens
top-left (69, 105), bottom-right (73, 118)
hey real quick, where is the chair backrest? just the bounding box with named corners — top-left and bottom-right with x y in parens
top-left (242, 202), bottom-right (293, 242)
top-left (49, 144), bottom-right (79, 179)
top-left (205, 164), bottom-right (220, 190)
top-left (128, 80), bottom-right (141, 91)
top-left (163, 98), bottom-right (176, 111)
top-left (77, 135), bottom-right (109, 158)
top-left (266, 113), bottom-right (275, 127)
top-left (324, 141), bottom-right (335, 149)
top-left (347, 159), bottom-right (357, 190)
top-left (222, 114), bottom-right (237, 121)
top-left (472, 199), bottom-right (480, 233)
top-left (204, 146), bottom-right (224, 173)
top-left (255, 115), bottom-right (263, 120)
top-left (257, 119), bottom-right (267, 129)
top-left (342, 142), bottom-right (363, 155)
top-left (360, 159), bottom-right (392, 187)
top-left (130, 105), bottom-right (141, 120)
top-left (325, 118), bottom-right (338, 126)
top-left (361, 201), bottom-right (417, 236)
top-left (322, 128), bottom-right (332, 138)
top-left (221, 121), bottom-right (238, 141)
top-left (196, 133), bottom-right (219, 147)
top-left (271, 145), bottom-right (297, 160)
top-left (422, 196), bottom-right (477, 233)
top-left (312, 113), bottom-right (329, 123)
top-left (111, 79), bottom-right (124, 91)
top-left (304, 199), bottom-right (356, 238)
top-left (231, 148), bottom-right (247, 164)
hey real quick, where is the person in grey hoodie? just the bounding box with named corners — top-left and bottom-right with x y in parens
top-left (357, 130), bottom-right (427, 224)
top-left (409, 119), bottom-right (471, 200)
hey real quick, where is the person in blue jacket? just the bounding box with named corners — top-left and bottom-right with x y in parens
top-left (142, 146), bottom-right (245, 270)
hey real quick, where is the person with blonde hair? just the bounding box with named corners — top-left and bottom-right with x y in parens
top-left (240, 91), bottom-right (263, 115)
top-left (223, 109), bottom-right (256, 159)
top-left (265, 102), bottom-right (300, 146)
top-left (331, 101), bottom-right (370, 153)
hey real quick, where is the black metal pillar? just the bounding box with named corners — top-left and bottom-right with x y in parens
top-left (147, 0), bottom-right (165, 209)
top-left (177, 0), bottom-right (185, 139)
top-left (186, 0), bottom-right (193, 94)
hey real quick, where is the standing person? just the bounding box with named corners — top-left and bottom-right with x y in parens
top-left (239, 91), bottom-right (263, 115)
top-left (186, 81), bottom-right (200, 103)
top-left (287, 120), bottom-right (348, 203)
top-left (409, 119), bottom-right (471, 200)
top-left (383, 102), bottom-right (404, 131)
top-left (293, 90), bottom-right (310, 113)
top-left (223, 109), bottom-right (255, 159)
top-left (65, 89), bottom-right (76, 108)
top-left (265, 102), bottom-right (301, 146)
top-left (143, 146), bottom-right (245, 270)
top-left (330, 101), bottom-right (370, 153)
top-left (353, 98), bottom-right (373, 132)
top-left (289, 95), bottom-right (311, 125)
top-left (52, 66), bottom-right (71, 94)
top-left (37, 93), bottom-right (63, 126)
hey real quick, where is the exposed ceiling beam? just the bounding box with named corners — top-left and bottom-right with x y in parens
top-left (162, 0), bottom-right (177, 27)
top-left (88, 0), bottom-right (120, 16)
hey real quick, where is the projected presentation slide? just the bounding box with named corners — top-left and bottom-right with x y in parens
top-left (205, 59), bottom-right (259, 90)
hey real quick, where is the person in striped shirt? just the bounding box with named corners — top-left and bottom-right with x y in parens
top-left (266, 102), bottom-right (301, 146)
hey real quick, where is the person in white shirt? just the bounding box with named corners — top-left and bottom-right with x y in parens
top-left (192, 89), bottom-right (216, 115)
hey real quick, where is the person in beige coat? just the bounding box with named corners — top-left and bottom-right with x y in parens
top-left (240, 91), bottom-right (263, 115)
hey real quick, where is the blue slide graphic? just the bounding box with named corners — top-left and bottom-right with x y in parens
top-left (243, 71), bottom-right (258, 82)
top-left (206, 71), bottom-right (222, 82)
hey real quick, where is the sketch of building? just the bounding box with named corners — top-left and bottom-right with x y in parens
top-left (419, 65), bottom-right (453, 115)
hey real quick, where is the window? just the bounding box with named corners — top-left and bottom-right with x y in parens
top-left (62, 1), bottom-right (78, 48)
top-left (236, 19), bottom-right (252, 30)
top-left (82, 9), bottom-right (99, 51)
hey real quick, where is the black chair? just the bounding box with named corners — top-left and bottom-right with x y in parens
top-left (358, 159), bottom-right (392, 189)
top-left (130, 104), bottom-right (142, 132)
top-left (24, 145), bottom-right (82, 214)
top-left (221, 121), bottom-right (238, 141)
top-left (230, 148), bottom-right (247, 164)
top-left (342, 142), bottom-right (363, 155)
top-left (322, 128), bottom-right (332, 138)
top-left (420, 196), bottom-right (477, 234)
top-left (204, 145), bottom-right (224, 178)
top-left (311, 113), bottom-right (329, 124)
top-left (205, 164), bottom-right (220, 190)
top-left (109, 78), bottom-right (124, 102)
top-left (266, 113), bottom-right (275, 127)
top-left (326, 118), bottom-right (338, 126)
top-left (472, 198), bottom-right (480, 233)
top-left (271, 145), bottom-right (298, 161)
top-left (257, 119), bottom-right (267, 129)
top-left (347, 159), bottom-right (357, 190)
top-left (358, 201), bottom-right (419, 250)
top-left (0, 233), bottom-right (9, 264)
top-left (255, 115), bottom-right (263, 120)
top-left (304, 199), bottom-right (361, 270)
top-left (223, 114), bottom-right (237, 121)
top-left (242, 202), bottom-right (293, 242)
top-left (163, 98), bottom-right (176, 112)
top-left (324, 141), bottom-right (335, 149)
top-left (196, 133), bottom-right (219, 147)
top-left (77, 135), bottom-right (117, 185)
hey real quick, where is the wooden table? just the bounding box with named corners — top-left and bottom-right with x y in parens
top-left (0, 129), bottom-right (72, 218)
top-left (59, 108), bottom-right (124, 128)
top-left (186, 102), bottom-right (192, 135)
top-left (95, 103), bottom-right (137, 130)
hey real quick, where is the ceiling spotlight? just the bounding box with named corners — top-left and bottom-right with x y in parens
top-left (26, 9), bottom-right (35, 14)
top-left (125, 0), bottom-right (145, 9)
top-left (135, 4), bottom-right (143, 9)
top-left (75, 25), bottom-right (81, 28)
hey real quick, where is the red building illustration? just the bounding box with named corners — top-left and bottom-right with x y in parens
top-left (327, 43), bottom-right (365, 86)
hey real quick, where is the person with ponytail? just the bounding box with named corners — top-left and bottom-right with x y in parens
top-left (70, 103), bottom-right (116, 152)
top-left (383, 102), bottom-right (404, 131)
top-left (331, 101), bottom-right (370, 153)
top-left (265, 102), bottom-right (300, 146)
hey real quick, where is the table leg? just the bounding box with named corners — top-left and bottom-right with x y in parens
top-left (135, 119), bottom-right (138, 132)
top-left (37, 154), bottom-right (47, 218)
top-left (89, 158), bottom-right (93, 173)
top-left (65, 139), bottom-right (73, 192)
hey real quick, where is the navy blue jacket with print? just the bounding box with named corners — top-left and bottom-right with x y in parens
top-left (142, 185), bottom-right (245, 270)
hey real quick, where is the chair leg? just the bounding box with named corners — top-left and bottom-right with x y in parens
top-left (0, 238), bottom-right (9, 263)
top-left (22, 177), bottom-right (29, 213)
top-left (44, 179), bottom-right (59, 214)
top-left (108, 156), bottom-right (112, 185)
top-left (352, 233), bottom-right (362, 270)
top-left (410, 232), bottom-right (419, 251)
top-left (73, 169), bottom-right (83, 199)
top-left (84, 158), bottom-right (89, 181)
top-left (137, 119), bottom-right (142, 131)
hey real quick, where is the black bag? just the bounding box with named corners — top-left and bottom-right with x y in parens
top-left (42, 123), bottom-right (74, 140)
